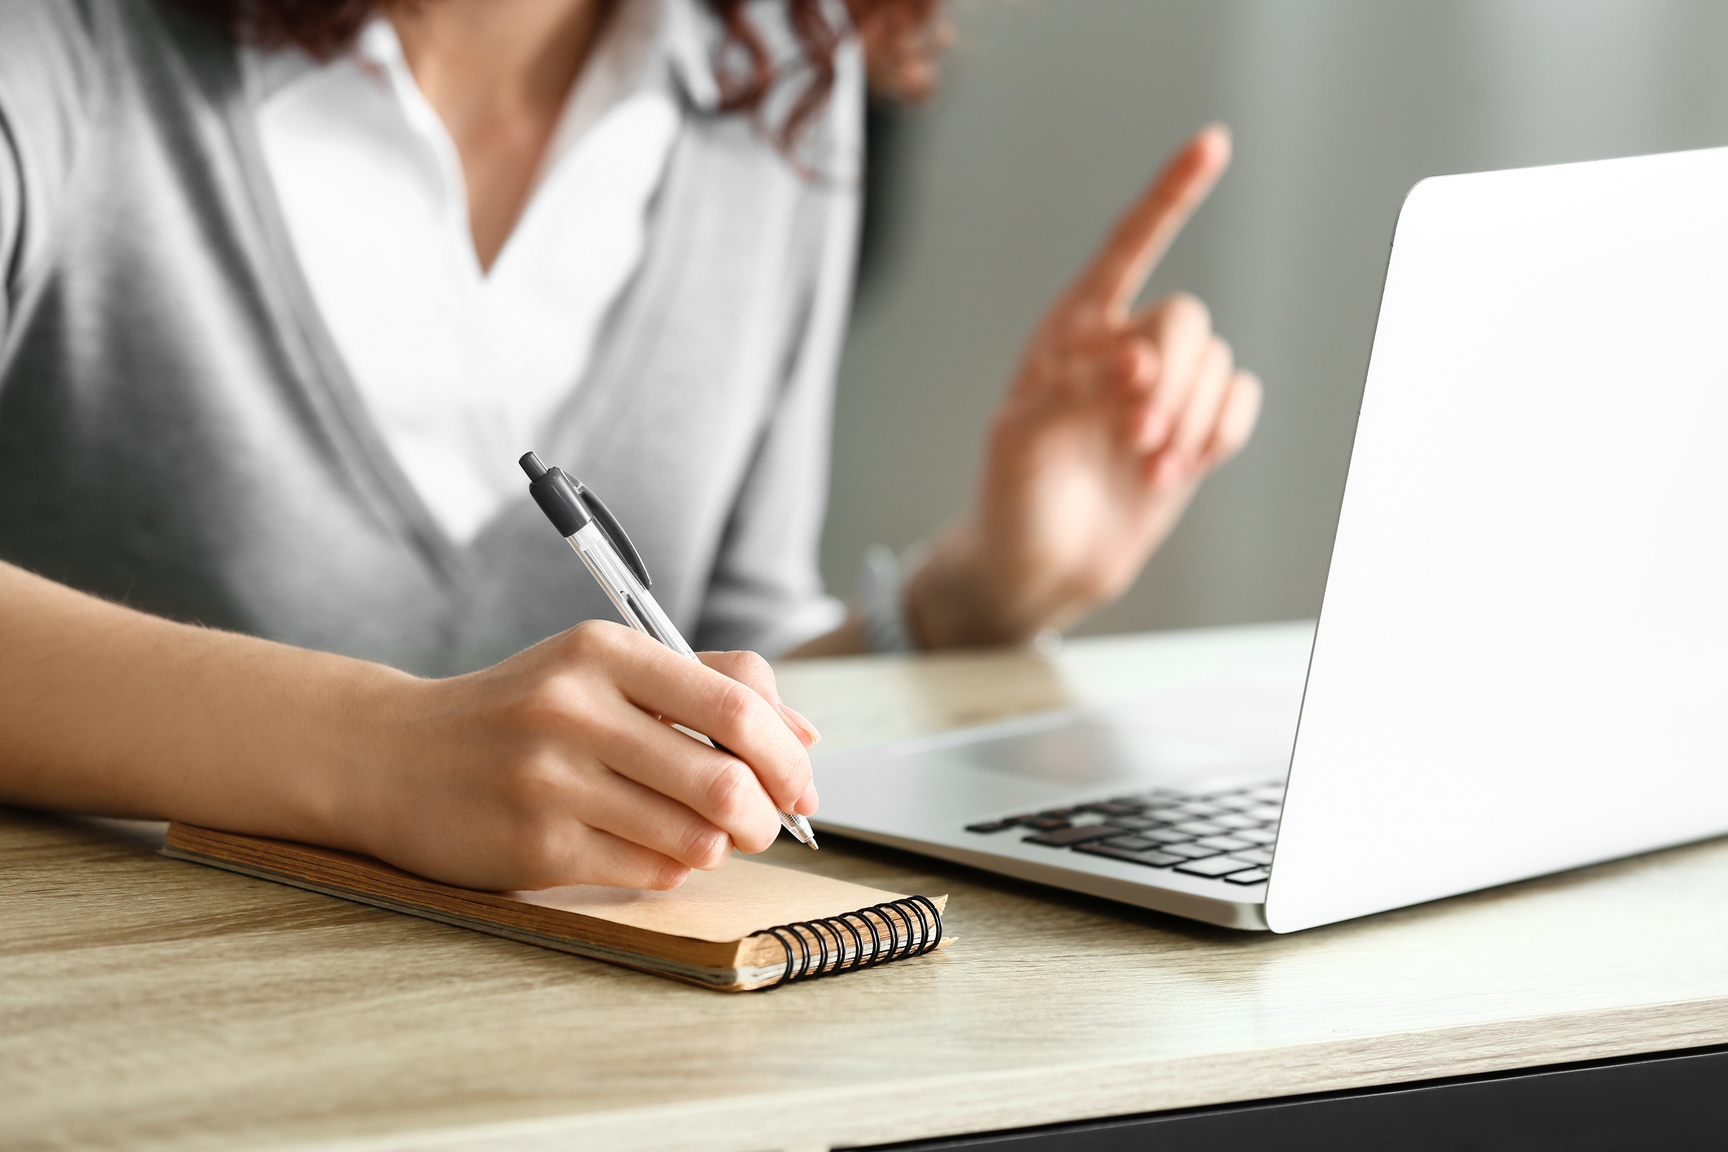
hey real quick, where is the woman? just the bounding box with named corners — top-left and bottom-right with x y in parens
top-left (0, 0), bottom-right (1260, 892)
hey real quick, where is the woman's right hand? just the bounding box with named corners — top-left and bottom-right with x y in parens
top-left (343, 621), bottom-right (820, 893)
top-left (0, 561), bottom-right (814, 893)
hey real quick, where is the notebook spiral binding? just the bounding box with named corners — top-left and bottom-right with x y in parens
top-left (753, 894), bottom-right (943, 989)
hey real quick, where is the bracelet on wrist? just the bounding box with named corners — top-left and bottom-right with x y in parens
top-left (859, 544), bottom-right (916, 653)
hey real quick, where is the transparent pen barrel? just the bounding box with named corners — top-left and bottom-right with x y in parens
top-left (568, 524), bottom-right (695, 660)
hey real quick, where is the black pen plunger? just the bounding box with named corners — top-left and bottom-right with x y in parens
top-left (520, 451), bottom-right (590, 537)
top-left (519, 451), bottom-right (550, 481)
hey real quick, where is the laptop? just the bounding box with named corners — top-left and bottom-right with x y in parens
top-left (811, 144), bottom-right (1728, 932)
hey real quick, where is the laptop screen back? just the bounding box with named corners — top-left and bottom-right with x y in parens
top-left (1266, 147), bottom-right (1728, 932)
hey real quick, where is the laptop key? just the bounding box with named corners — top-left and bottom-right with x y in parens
top-left (1141, 827), bottom-right (1197, 845)
top-left (1175, 856), bottom-right (1261, 878)
top-left (964, 820), bottom-right (1020, 834)
top-left (1082, 802), bottom-right (1142, 817)
top-left (1234, 828), bottom-right (1277, 846)
top-left (1023, 816), bottom-right (1071, 831)
top-left (1160, 841), bottom-right (1224, 859)
top-left (1104, 815), bottom-right (1160, 831)
top-left (1195, 835), bottom-right (1255, 852)
top-left (1210, 813), bottom-right (1263, 831)
top-left (1170, 819), bottom-right (1228, 836)
top-left (1172, 802), bottom-right (1228, 818)
top-left (1023, 825), bottom-right (1117, 847)
top-left (1076, 844), bottom-right (1184, 868)
top-left (1232, 848), bottom-right (1274, 866)
top-left (1223, 867), bottom-right (1271, 885)
top-left (1100, 835), bottom-right (1158, 851)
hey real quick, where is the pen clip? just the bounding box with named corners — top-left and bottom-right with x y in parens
top-left (571, 480), bottom-right (653, 591)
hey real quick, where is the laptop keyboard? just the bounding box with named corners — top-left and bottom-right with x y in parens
top-left (963, 780), bottom-right (1283, 886)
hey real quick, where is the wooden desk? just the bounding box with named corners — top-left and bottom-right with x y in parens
top-left (6, 623), bottom-right (1728, 1152)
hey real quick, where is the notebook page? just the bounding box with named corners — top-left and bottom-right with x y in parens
top-left (508, 856), bottom-right (910, 942)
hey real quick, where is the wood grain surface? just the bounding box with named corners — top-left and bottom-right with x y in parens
top-left (6, 623), bottom-right (1728, 1152)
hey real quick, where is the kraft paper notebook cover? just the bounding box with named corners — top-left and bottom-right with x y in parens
top-left (163, 823), bottom-right (948, 991)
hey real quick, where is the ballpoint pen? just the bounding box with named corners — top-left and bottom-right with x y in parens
top-left (520, 451), bottom-right (819, 850)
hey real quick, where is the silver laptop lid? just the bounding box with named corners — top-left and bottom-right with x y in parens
top-left (1266, 146), bottom-right (1728, 931)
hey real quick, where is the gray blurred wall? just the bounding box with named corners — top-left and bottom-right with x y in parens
top-left (822, 0), bottom-right (1728, 638)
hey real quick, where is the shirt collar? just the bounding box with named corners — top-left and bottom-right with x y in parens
top-left (540, 0), bottom-right (677, 173)
top-left (252, 0), bottom-right (719, 116)
top-left (663, 0), bottom-right (722, 112)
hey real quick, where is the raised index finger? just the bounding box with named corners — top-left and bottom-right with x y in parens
top-left (1068, 123), bottom-right (1232, 321)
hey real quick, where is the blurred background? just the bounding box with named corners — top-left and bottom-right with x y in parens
top-left (821, 0), bottom-right (1728, 638)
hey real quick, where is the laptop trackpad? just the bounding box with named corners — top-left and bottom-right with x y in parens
top-left (947, 716), bottom-right (1243, 786)
top-left (815, 684), bottom-right (1299, 830)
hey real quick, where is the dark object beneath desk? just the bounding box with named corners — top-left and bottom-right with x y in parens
top-left (846, 1045), bottom-right (1728, 1151)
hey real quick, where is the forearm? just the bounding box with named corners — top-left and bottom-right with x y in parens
top-left (0, 560), bottom-right (407, 846)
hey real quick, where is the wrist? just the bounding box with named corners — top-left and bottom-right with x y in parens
top-left (252, 649), bottom-right (423, 857)
top-left (904, 522), bottom-right (1062, 649)
top-left (859, 544), bottom-right (917, 652)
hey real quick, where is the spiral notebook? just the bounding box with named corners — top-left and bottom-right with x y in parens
top-left (163, 823), bottom-right (948, 991)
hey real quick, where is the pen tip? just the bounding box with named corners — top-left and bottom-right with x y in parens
top-left (806, 837), bottom-right (820, 851)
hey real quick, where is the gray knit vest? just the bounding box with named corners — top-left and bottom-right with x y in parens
top-left (0, 0), bottom-right (858, 675)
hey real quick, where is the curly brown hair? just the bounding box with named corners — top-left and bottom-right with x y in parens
top-left (181, 0), bottom-right (946, 150)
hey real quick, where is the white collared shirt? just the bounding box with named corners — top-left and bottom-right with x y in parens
top-left (254, 0), bottom-right (691, 544)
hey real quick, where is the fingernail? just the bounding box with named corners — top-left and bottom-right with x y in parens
top-left (776, 700), bottom-right (822, 747)
top-left (796, 781), bottom-right (819, 815)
